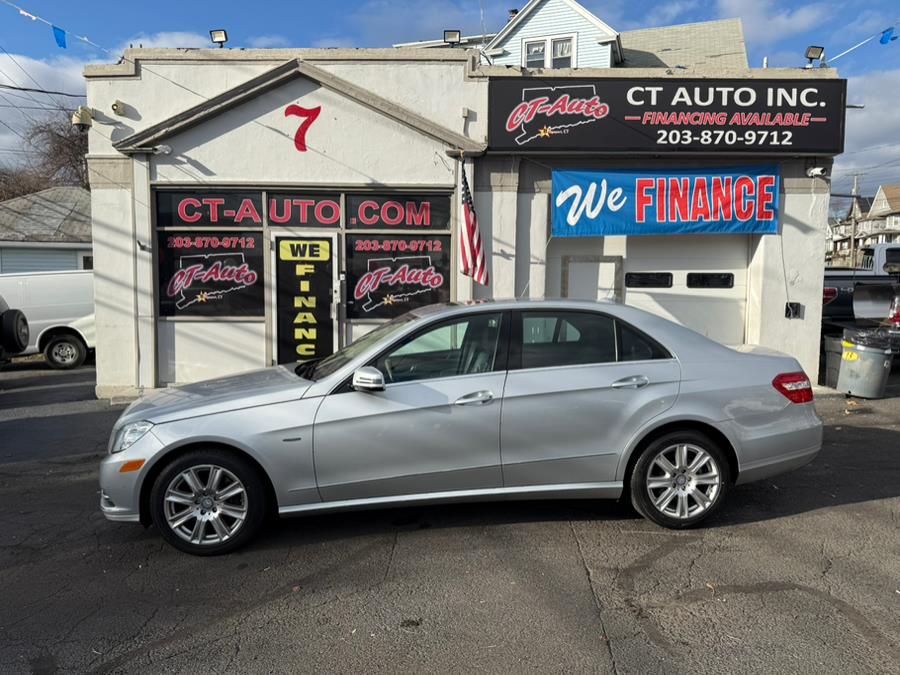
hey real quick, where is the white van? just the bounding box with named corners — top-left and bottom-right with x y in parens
top-left (0, 270), bottom-right (95, 369)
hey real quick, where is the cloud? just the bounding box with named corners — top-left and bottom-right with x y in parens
top-left (311, 36), bottom-right (359, 48)
top-left (0, 53), bottom-right (87, 163)
top-left (247, 35), bottom-right (290, 49)
top-left (831, 68), bottom-right (900, 195)
top-left (617, 0), bottom-right (701, 30)
top-left (115, 31), bottom-right (210, 53)
top-left (716, 0), bottom-right (829, 45)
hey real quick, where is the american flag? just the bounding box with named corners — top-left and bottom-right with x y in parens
top-left (459, 164), bottom-right (489, 286)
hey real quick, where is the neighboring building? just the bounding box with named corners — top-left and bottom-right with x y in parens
top-left (862, 184), bottom-right (900, 245)
top-left (0, 187), bottom-right (92, 273)
top-left (83, 3), bottom-right (845, 398)
top-left (485, 0), bottom-right (622, 68)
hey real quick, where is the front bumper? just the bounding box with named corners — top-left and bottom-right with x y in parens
top-left (98, 430), bottom-right (165, 523)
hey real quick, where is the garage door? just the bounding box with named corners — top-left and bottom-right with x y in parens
top-left (623, 235), bottom-right (749, 345)
top-left (0, 247), bottom-right (79, 273)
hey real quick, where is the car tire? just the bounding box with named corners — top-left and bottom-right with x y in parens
top-left (1, 309), bottom-right (29, 353)
top-left (150, 449), bottom-right (268, 555)
top-left (43, 334), bottom-right (87, 369)
top-left (630, 431), bottom-right (731, 529)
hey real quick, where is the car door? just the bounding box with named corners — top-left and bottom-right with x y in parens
top-left (500, 310), bottom-right (679, 487)
top-left (313, 310), bottom-right (509, 502)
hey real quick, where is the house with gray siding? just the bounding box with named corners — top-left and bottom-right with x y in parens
top-left (0, 187), bottom-right (93, 273)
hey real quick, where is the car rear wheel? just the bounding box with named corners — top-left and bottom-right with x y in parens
top-left (150, 450), bottom-right (268, 555)
top-left (630, 431), bottom-right (731, 529)
top-left (44, 334), bottom-right (87, 369)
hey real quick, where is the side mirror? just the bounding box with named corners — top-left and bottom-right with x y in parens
top-left (352, 366), bottom-right (385, 392)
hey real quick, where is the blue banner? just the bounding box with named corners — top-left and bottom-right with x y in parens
top-left (552, 166), bottom-right (780, 237)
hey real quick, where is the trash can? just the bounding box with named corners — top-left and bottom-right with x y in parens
top-left (823, 336), bottom-right (843, 388)
top-left (836, 329), bottom-right (894, 399)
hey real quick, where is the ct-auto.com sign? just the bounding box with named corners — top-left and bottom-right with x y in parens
top-left (489, 78), bottom-right (846, 154)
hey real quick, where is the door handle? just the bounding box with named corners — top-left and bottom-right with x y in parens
top-left (611, 375), bottom-right (650, 390)
top-left (454, 390), bottom-right (495, 406)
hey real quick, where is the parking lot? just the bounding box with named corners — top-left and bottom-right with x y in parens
top-left (0, 363), bottom-right (898, 674)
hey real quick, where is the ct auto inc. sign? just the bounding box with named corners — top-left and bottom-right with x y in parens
top-left (489, 78), bottom-right (846, 154)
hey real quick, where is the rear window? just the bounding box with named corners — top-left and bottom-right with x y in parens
top-left (617, 322), bottom-right (671, 361)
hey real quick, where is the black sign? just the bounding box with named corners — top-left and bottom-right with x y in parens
top-left (489, 78), bottom-right (846, 154)
top-left (346, 235), bottom-right (451, 319)
top-left (275, 237), bottom-right (334, 362)
top-left (156, 191), bottom-right (263, 227)
top-left (346, 194), bottom-right (451, 230)
top-left (268, 193), bottom-right (341, 227)
top-left (157, 231), bottom-right (264, 317)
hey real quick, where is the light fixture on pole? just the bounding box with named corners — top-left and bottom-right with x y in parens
top-left (443, 30), bottom-right (462, 46)
top-left (210, 29), bottom-right (228, 48)
top-left (804, 45), bottom-right (825, 68)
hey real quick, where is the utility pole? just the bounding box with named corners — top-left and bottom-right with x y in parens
top-left (849, 173), bottom-right (860, 267)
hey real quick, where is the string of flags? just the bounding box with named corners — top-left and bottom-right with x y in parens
top-left (4, 0), bottom-right (99, 52)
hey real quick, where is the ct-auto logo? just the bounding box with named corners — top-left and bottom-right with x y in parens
top-left (505, 84), bottom-right (610, 146)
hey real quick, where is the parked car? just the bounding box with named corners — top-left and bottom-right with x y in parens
top-left (0, 270), bottom-right (95, 369)
top-left (823, 243), bottom-right (900, 334)
top-left (0, 292), bottom-right (29, 363)
top-left (100, 299), bottom-right (822, 555)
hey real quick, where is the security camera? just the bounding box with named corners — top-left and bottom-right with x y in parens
top-left (71, 106), bottom-right (93, 132)
top-left (806, 167), bottom-right (829, 178)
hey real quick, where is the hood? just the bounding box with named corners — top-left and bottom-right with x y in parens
top-left (117, 366), bottom-right (310, 426)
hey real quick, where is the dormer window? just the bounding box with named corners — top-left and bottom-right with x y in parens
top-left (522, 34), bottom-right (576, 69)
top-left (525, 40), bottom-right (546, 68)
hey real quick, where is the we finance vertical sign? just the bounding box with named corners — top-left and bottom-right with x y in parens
top-left (275, 238), bottom-right (334, 363)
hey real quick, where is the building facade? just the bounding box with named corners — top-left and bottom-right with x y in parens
top-left (84, 17), bottom-right (844, 399)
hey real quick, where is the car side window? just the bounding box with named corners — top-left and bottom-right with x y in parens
top-left (374, 313), bottom-right (504, 384)
top-left (617, 321), bottom-right (671, 361)
top-left (520, 311), bottom-right (616, 369)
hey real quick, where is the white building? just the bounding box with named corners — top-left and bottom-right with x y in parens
top-left (83, 4), bottom-right (844, 399)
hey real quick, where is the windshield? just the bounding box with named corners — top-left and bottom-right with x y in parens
top-left (295, 312), bottom-right (416, 381)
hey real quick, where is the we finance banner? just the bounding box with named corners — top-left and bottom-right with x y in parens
top-left (551, 167), bottom-right (781, 237)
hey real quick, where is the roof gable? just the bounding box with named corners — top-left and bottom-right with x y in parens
top-left (114, 59), bottom-right (484, 156)
top-left (486, 0), bottom-right (619, 52)
top-left (869, 185), bottom-right (900, 217)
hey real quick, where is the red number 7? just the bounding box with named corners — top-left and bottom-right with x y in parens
top-left (284, 104), bottom-right (321, 152)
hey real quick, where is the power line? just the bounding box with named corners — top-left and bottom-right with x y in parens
top-left (0, 82), bottom-right (84, 98)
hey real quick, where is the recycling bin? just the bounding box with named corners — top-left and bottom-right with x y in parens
top-left (822, 336), bottom-right (843, 389)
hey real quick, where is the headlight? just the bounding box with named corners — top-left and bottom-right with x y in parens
top-left (111, 421), bottom-right (154, 454)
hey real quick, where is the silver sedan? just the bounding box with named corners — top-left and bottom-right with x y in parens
top-left (100, 300), bottom-right (822, 554)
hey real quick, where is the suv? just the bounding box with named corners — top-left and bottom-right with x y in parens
top-left (0, 293), bottom-right (29, 364)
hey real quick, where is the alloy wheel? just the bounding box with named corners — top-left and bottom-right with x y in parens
top-left (163, 465), bottom-right (248, 545)
top-left (645, 443), bottom-right (722, 520)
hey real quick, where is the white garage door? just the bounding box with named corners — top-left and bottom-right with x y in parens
top-left (623, 235), bottom-right (749, 345)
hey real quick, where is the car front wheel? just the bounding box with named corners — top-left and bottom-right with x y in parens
top-left (150, 450), bottom-right (268, 555)
top-left (630, 431), bottom-right (731, 529)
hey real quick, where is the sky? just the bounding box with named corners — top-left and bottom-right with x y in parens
top-left (0, 0), bottom-right (898, 203)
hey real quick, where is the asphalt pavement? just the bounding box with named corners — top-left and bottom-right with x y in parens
top-left (0, 362), bottom-right (898, 674)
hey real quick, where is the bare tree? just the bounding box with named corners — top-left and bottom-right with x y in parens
top-left (26, 113), bottom-right (88, 188)
top-left (0, 112), bottom-right (88, 201)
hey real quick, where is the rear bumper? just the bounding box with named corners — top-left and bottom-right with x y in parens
top-left (726, 404), bottom-right (823, 485)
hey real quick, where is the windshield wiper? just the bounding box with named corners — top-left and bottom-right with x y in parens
top-left (294, 358), bottom-right (322, 379)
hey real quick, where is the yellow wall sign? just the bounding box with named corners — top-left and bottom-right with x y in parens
top-left (278, 239), bottom-right (330, 262)
top-left (275, 238), bottom-right (333, 363)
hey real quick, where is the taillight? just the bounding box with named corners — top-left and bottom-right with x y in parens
top-left (888, 297), bottom-right (900, 326)
top-left (773, 372), bottom-right (813, 404)
top-left (823, 287), bottom-right (838, 305)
